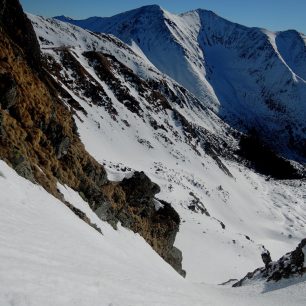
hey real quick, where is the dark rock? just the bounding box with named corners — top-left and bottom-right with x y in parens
top-left (219, 278), bottom-right (239, 286)
top-left (188, 204), bottom-right (196, 212)
top-left (14, 160), bottom-right (34, 182)
top-left (166, 246), bottom-right (186, 278)
top-left (205, 143), bottom-right (233, 178)
top-left (94, 201), bottom-right (117, 228)
top-left (261, 248), bottom-right (272, 268)
top-left (120, 171), bottom-right (161, 206)
top-left (0, 0), bottom-right (41, 71)
top-left (77, 176), bottom-right (117, 228)
top-left (0, 73), bottom-right (18, 110)
top-left (11, 151), bottom-right (35, 183)
top-left (291, 239), bottom-right (306, 268)
top-left (45, 120), bottom-right (72, 159)
top-left (83, 161), bottom-right (108, 187)
top-left (188, 191), bottom-right (210, 216)
top-left (56, 136), bottom-right (70, 159)
top-left (0, 111), bottom-right (5, 136)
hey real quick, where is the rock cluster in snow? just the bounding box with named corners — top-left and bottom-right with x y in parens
top-left (234, 239), bottom-right (306, 286)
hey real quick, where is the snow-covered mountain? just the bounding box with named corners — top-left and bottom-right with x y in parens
top-left (0, 1), bottom-right (305, 305)
top-left (57, 6), bottom-right (306, 161)
top-left (26, 12), bottom-right (306, 282)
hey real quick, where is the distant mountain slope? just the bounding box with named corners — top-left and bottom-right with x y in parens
top-left (56, 6), bottom-right (306, 161)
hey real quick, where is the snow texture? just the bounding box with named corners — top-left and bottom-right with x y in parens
top-left (1, 161), bottom-right (306, 305)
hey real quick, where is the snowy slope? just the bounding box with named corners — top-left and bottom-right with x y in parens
top-left (57, 6), bottom-right (220, 110)
top-left (30, 13), bottom-right (227, 136)
top-left (28, 14), bottom-right (306, 285)
top-left (1, 161), bottom-right (306, 306)
top-left (57, 6), bottom-right (306, 159)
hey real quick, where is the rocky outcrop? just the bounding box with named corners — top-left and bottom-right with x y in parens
top-left (0, 73), bottom-right (18, 110)
top-left (0, 7), bottom-right (108, 199)
top-left (0, 0), bottom-right (184, 276)
top-left (188, 191), bottom-right (210, 216)
top-left (100, 172), bottom-right (186, 277)
top-left (233, 239), bottom-right (306, 287)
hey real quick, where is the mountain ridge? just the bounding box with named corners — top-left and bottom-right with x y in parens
top-left (55, 5), bottom-right (306, 163)
top-left (54, 5), bottom-right (306, 38)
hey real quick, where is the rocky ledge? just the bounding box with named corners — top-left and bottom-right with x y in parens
top-left (99, 171), bottom-right (186, 277)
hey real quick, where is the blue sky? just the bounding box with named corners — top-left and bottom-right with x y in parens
top-left (21, 0), bottom-right (306, 33)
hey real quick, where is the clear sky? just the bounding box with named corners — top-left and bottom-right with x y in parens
top-left (20, 0), bottom-right (306, 33)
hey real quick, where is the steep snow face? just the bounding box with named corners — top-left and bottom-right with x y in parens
top-left (55, 6), bottom-right (220, 110)
top-left (192, 11), bottom-right (306, 134)
top-left (1, 161), bottom-right (306, 306)
top-left (57, 6), bottom-right (306, 159)
top-left (179, 9), bottom-right (306, 159)
top-left (275, 30), bottom-right (306, 81)
top-left (29, 14), bottom-right (306, 285)
top-left (28, 13), bottom-right (162, 81)
top-left (28, 14), bottom-right (231, 139)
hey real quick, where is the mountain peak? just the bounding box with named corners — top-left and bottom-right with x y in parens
top-left (139, 4), bottom-right (162, 10)
top-left (110, 4), bottom-right (164, 17)
top-left (194, 8), bottom-right (217, 15)
top-left (125, 4), bottom-right (165, 17)
top-left (54, 15), bottom-right (74, 22)
top-left (181, 8), bottom-right (218, 17)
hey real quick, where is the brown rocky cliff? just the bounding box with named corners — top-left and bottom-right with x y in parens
top-left (101, 172), bottom-right (186, 277)
top-left (0, 0), bottom-right (185, 276)
top-left (0, 0), bottom-right (41, 71)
